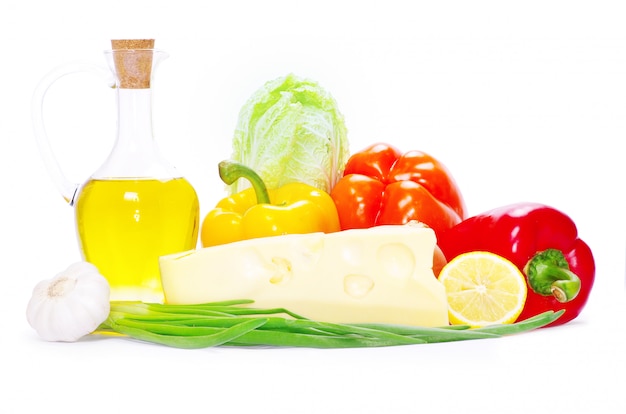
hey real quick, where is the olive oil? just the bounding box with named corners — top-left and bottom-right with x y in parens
top-left (32, 40), bottom-right (200, 302)
top-left (75, 178), bottom-right (199, 301)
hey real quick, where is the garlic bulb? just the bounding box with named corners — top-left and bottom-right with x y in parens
top-left (26, 261), bottom-right (111, 342)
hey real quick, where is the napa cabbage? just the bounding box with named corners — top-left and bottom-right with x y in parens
top-left (229, 73), bottom-right (349, 194)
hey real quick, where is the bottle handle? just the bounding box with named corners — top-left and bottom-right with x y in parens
top-left (31, 61), bottom-right (115, 205)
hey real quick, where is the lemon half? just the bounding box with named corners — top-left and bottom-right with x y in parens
top-left (438, 251), bottom-right (528, 327)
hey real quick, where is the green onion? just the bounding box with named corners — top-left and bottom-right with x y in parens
top-left (97, 300), bottom-right (564, 349)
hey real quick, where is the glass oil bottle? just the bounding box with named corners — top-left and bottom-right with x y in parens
top-left (33, 39), bottom-right (199, 302)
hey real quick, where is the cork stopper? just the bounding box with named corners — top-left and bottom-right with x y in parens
top-left (111, 39), bottom-right (155, 89)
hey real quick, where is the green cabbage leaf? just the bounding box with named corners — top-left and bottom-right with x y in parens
top-left (229, 73), bottom-right (349, 194)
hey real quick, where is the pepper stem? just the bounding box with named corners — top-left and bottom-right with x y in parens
top-left (218, 160), bottom-right (271, 204)
top-left (523, 249), bottom-right (581, 303)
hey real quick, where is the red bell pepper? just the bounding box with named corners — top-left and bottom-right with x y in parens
top-left (329, 143), bottom-right (467, 239)
top-left (437, 202), bottom-right (595, 326)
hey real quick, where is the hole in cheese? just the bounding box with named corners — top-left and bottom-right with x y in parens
top-left (268, 257), bottom-right (292, 284)
top-left (343, 274), bottom-right (375, 298)
top-left (377, 243), bottom-right (415, 280)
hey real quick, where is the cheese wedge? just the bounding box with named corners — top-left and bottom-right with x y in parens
top-left (159, 224), bottom-right (449, 327)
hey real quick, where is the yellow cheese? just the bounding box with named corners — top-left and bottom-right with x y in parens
top-left (159, 224), bottom-right (449, 327)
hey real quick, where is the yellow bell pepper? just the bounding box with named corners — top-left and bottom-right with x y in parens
top-left (201, 161), bottom-right (341, 247)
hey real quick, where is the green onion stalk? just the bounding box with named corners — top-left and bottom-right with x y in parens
top-left (98, 300), bottom-right (564, 349)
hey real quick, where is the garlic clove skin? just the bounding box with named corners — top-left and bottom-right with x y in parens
top-left (26, 262), bottom-right (111, 342)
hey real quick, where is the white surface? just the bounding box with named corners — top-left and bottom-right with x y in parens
top-left (2, 1), bottom-right (625, 413)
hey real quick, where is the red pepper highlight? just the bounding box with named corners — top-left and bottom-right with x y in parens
top-left (330, 143), bottom-right (467, 239)
top-left (437, 202), bottom-right (595, 326)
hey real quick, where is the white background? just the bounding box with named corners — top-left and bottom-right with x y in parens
top-left (2, 1), bottom-right (625, 413)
